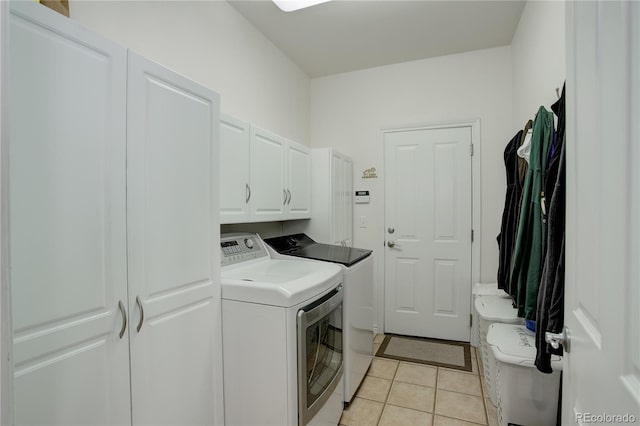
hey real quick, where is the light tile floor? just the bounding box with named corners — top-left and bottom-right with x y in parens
top-left (340, 334), bottom-right (499, 426)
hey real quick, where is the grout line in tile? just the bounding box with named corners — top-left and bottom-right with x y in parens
top-left (436, 414), bottom-right (487, 425)
top-left (375, 357), bottom-right (399, 426)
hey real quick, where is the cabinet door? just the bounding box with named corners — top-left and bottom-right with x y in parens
top-left (343, 157), bottom-right (354, 246)
top-left (8, 3), bottom-right (130, 425)
top-left (250, 125), bottom-right (286, 221)
top-left (220, 114), bottom-right (250, 224)
top-left (127, 52), bottom-right (223, 425)
top-left (286, 141), bottom-right (311, 219)
top-left (331, 153), bottom-right (344, 245)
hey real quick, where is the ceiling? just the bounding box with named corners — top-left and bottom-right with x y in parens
top-left (228, 0), bottom-right (526, 78)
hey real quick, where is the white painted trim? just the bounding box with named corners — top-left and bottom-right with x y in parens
top-left (377, 119), bottom-right (481, 338)
top-left (0, 1), bottom-right (12, 424)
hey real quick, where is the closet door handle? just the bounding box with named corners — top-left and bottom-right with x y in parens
top-left (287, 189), bottom-right (292, 205)
top-left (283, 189), bottom-right (287, 205)
top-left (136, 296), bottom-right (144, 333)
top-left (118, 300), bottom-right (127, 339)
top-left (246, 183), bottom-right (251, 203)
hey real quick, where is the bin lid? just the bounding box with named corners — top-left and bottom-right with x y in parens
top-left (474, 295), bottom-right (520, 323)
top-left (473, 283), bottom-right (509, 298)
top-left (487, 323), bottom-right (562, 368)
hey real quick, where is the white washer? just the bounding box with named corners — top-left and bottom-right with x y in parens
top-left (264, 234), bottom-right (374, 405)
top-left (221, 233), bottom-right (344, 426)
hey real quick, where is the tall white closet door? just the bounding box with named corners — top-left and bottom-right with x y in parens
top-left (126, 52), bottom-right (222, 425)
top-left (343, 158), bottom-right (353, 247)
top-left (331, 153), bottom-right (343, 245)
top-left (8, 3), bottom-right (130, 425)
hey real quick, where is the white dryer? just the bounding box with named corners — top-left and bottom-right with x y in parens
top-left (264, 234), bottom-right (374, 405)
top-left (220, 233), bottom-right (345, 426)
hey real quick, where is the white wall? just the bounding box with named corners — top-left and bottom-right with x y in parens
top-left (70, 0), bottom-right (310, 144)
top-left (511, 1), bottom-right (566, 129)
top-left (310, 46), bottom-right (513, 331)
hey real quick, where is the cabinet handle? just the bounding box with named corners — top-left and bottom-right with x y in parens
top-left (118, 300), bottom-right (127, 339)
top-left (136, 296), bottom-right (144, 333)
top-left (246, 183), bottom-right (251, 203)
top-left (283, 189), bottom-right (287, 205)
top-left (287, 189), bottom-right (292, 205)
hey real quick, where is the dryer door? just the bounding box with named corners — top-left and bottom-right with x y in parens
top-left (297, 286), bottom-right (344, 425)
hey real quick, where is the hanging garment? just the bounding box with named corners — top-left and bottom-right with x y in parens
top-left (518, 120), bottom-right (533, 185)
top-left (496, 130), bottom-right (524, 294)
top-left (535, 144), bottom-right (565, 373)
top-left (517, 129), bottom-right (533, 164)
top-left (510, 106), bottom-right (554, 320)
top-left (544, 84), bottom-right (566, 219)
top-left (535, 84), bottom-right (566, 373)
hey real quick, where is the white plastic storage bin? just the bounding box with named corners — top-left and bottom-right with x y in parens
top-left (487, 323), bottom-right (562, 426)
top-left (471, 283), bottom-right (509, 347)
top-left (475, 295), bottom-right (522, 407)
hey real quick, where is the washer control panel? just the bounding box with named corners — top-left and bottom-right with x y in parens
top-left (220, 233), bottom-right (267, 267)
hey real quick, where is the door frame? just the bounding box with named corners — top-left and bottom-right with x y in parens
top-left (0, 1), bottom-right (12, 424)
top-left (376, 119), bottom-right (481, 336)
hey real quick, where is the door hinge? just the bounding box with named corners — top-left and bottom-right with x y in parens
top-left (471, 229), bottom-right (474, 242)
top-left (470, 144), bottom-right (474, 156)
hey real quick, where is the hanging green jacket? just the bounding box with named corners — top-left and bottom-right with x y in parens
top-left (510, 106), bottom-right (554, 320)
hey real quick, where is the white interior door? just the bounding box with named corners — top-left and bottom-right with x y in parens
top-left (563, 2), bottom-right (640, 423)
top-left (384, 126), bottom-right (472, 341)
top-left (8, 3), bottom-right (130, 424)
top-left (126, 52), bottom-right (223, 425)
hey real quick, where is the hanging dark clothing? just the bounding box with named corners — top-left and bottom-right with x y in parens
top-left (535, 85), bottom-right (566, 374)
top-left (496, 130), bottom-right (524, 295)
top-left (535, 149), bottom-right (565, 372)
top-left (544, 85), bottom-right (566, 217)
top-left (510, 106), bottom-right (554, 320)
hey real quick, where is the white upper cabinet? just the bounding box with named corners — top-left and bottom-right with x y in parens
top-left (8, 3), bottom-right (223, 425)
top-left (285, 148), bottom-right (352, 246)
top-left (286, 140), bottom-right (312, 219)
top-left (250, 125), bottom-right (287, 221)
top-left (220, 114), bottom-right (251, 223)
top-left (219, 116), bottom-right (311, 223)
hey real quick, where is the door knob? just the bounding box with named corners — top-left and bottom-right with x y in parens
top-left (388, 227), bottom-right (395, 234)
top-left (387, 241), bottom-right (400, 248)
top-left (545, 327), bottom-right (570, 353)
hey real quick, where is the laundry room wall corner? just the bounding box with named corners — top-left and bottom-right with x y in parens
top-left (310, 47), bottom-right (513, 333)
